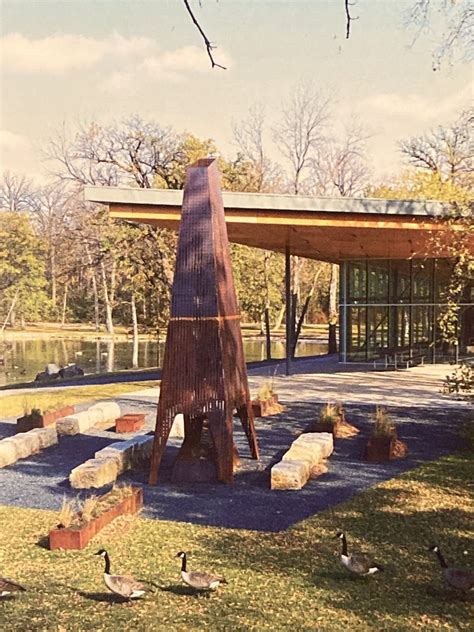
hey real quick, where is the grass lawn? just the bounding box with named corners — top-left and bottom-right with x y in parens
top-left (0, 382), bottom-right (160, 419)
top-left (0, 452), bottom-right (472, 631)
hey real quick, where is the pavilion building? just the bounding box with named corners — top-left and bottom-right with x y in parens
top-left (85, 186), bottom-right (473, 367)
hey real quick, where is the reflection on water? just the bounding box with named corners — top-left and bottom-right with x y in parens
top-left (0, 337), bottom-right (328, 385)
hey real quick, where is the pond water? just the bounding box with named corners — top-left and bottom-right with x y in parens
top-left (0, 338), bottom-right (327, 386)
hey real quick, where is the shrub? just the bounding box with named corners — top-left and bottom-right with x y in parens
top-left (442, 362), bottom-right (474, 395)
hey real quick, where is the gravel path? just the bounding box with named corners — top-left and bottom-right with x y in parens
top-left (0, 392), bottom-right (465, 531)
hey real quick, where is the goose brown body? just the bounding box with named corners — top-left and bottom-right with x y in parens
top-left (336, 532), bottom-right (383, 576)
top-left (0, 577), bottom-right (26, 596)
top-left (95, 549), bottom-right (146, 600)
top-left (429, 545), bottom-right (474, 592)
top-left (176, 552), bottom-right (227, 592)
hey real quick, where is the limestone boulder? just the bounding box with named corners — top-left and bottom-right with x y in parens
top-left (0, 439), bottom-right (18, 468)
top-left (57, 411), bottom-right (94, 435)
top-left (88, 402), bottom-right (121, 424)
top-left (295, 432), bottom-right (334, 458)
top-left (282, 441), bottom-right (323, 467)
top-left (69, 457), bottom-right (120, 489)
top-left (271, 459), bottom-right (310, 490)
top-left (30, 427), bottom-right (58, 449)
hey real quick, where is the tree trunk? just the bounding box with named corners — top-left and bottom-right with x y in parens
top-left (60, 283), bottom-right (69, 328)
top-left (85, 245), bottom-right (100, 332)
top-left (100, 260), bottom-right (114, 336)
top-left (291, 268), bottom-right (323, 357)
top-left (264, 307), bottom-right (272, 360)
top-left (263, 252), bottom-right (272, 360)
top-left (131, 293), bottom-right (139, 369)
top-left (328, 263), bottom-right (339, 354)
top-left (274, 305), bottom-right (285, 330)
top-left (106, 339), bottom-right (115, 372)
top-left (1, 289), bottom-right (19, 332)
top-left (50, 244), bottom-right (57, 308)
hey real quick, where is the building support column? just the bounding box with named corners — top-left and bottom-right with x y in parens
top-left (285, 244), bottom-right (292, 376)
top-left (340, 261), bottom-right (347, 362)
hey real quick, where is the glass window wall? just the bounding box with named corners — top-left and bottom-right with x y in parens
top-left (341, 258), bottom-right (474, 363)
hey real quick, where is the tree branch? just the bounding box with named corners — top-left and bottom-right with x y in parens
top-left (183, 0), bottom-right (226, 69)
top-left (345, 0), bottom-right (359, 39)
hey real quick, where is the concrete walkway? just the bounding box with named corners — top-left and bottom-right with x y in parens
top-left (0, 358), bottom-right (469, 531)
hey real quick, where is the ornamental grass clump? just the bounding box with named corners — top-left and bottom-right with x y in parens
top-left (57, 497), bottom-right (77, 529)
top-left (319, 403), bottom-right (339, 427)
top-left (372, 406), bottom-right (395, 438)
top-left (80, 495), bottom-right (99, 522)
top-left (257, 382), bottom-right (273, 401)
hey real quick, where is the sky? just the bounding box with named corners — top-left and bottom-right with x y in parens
top-left (0, 0), bottom-right (472, 185)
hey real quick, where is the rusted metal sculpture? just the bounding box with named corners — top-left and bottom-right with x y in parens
top-left (149, 159), bottom-right (259, 485)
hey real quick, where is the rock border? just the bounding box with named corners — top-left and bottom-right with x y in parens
top-left (271, 432), bottom-right (334, 490)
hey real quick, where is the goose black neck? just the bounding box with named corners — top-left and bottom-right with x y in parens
top-left (103, 552), bottom-right (111, 575)
top-left (340, 534), bottom-right (348, 556)
top-left (435, 548), bottom-right (448, 569)
top-left (181, 554), bottom-right (187, 573)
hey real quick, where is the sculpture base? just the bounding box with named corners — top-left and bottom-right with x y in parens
top-left (171, 457), bottom-right (218, 483)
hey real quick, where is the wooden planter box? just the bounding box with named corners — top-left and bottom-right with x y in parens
top-left (365, 434), bottom-right (397, 463)
top-left (48, 487), bottom-right (143, 551)
top-left (115, 413), bottom-right (145, 433)
top-left (17, 405), bottom-right (75, 433)
top-left (252, 394), bottom-right (278, 417)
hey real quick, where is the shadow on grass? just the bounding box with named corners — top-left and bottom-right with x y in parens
top-left (36, 535), bottom-right (50, 550)
top-left (78, 590), bottom-right (133, 604)
top-left (190, 451), bottom-right (473, 627)
top-left (159, 584), bottom-right (199, 597)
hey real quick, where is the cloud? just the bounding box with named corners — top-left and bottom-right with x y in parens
top-left (0, 32), bottom-right (231, 88)
top-left (0, 129), bottom-right (30, 151)
top-left (361, 85), bottom-right (471, 123)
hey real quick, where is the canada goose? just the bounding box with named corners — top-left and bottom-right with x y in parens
top-left (428, 545), bottom-right (474, 592)
top-left (335, 532), bottom-right (383, 576)
top-left (176, 551), bottom-right (227, 594)
top-left (0, 577), bottom-right (26, 597)
top-left (94, 549), bottom-right (147, 601)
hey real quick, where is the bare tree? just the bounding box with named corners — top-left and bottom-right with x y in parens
top-left (310, 118), bottom-right (372, 197)
top-left (273, 83), bottom-right (332, 195)
top-left (399, 108), bottom-right (473, 186)
top-left (309, 120), bottom-right (372, 354)
top-left (0, 171), bottom-right (35, 212)
top-left (406, 0), bottom-right (473, 69)
top-left (29, 182), bottom-right (74, 308)
top-left (44, 116), bottom-right (185, 188)
top-left (232, 104), bottom-right (283, 193)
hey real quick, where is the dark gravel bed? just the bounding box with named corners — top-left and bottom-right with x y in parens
top-left (0, 402), bottom-right (465, 532)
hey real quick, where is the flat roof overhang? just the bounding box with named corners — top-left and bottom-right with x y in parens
top-left (84, 186), bottom-right (470, 263)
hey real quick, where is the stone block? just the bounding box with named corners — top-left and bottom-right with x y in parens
top-left (295, 432), bottom-right (334, 458)
top-left (271, 459), bottom-right (309, 490)
top-left (282, 441), bottom-right (323, 467)
top-left (310, 461), bottom-right (329, 478)
top-left (69, 456), bottom-right (120, 489)
top-left (169, 414), bottom-right (184, 439)
top-left (8, 434), bottom-right (36, 459)
top-left (0, 439), bottom-right (18, 468)
top-left (30, 427), bottom-right (58, 449)
top-left (89, 402), bottom-right (121, 423)
top-left (95, 440), bottom-right (134, 471)
top-left (57, 411), bottom-right (94, 435)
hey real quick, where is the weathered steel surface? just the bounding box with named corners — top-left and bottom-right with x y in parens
top-left (149, 159), bottom-right (259, 485)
